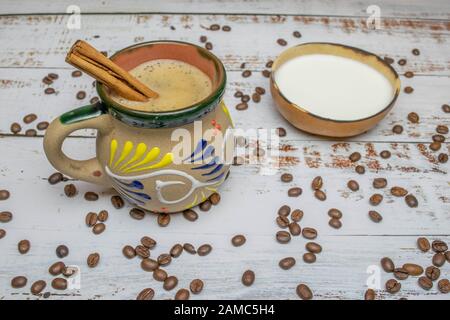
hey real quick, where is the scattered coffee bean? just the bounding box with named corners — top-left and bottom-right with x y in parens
top-left (266, 60), bottom-right (273, 68)
top-left (234, 90), bottom-right (243, 98)
top-left (407, 112), bottom-right (419, 123)
top-left (111, 195), bottom-right (125, 209)
top-left (255, 87), bottom-right (265, 95)
top-left (368, 210), bottom-right (383, 223)
top-left (64, 183), bottom-right (77, 197)
top-left (417, 237), bottom-right (431, 252)
top-left (62, 266), bottom-right (77, 277)
top-left (302, 227), bottom-right (317, 240)
top-left (276, 215), bottom-right (289, 228)
top-left (129, 208), bottom-right (145, 220)
top-left (306, 242), bottom-right (322, 254)
top-left (405, 194), bottom-right (418, 208)
top-left (262, 70), bottom-right (271, 78)
top-left (158, 253), bottom-right (172, 266)
top-left (381, 257), bottom-right (395, 273)
top-left (369, 194), bottom-right (383, 206)
top-left (380, 150), bottom-right (391, 159)
top-left (141, 258), bottom-right (158, 272)
top-left (279, 257), bottom-right (296, 270)
top-left (314, 190), bottom-right (326, 201)
top-left (311, 176), bottom-right (323, 190)
top-left (48, 172), bottom-right (63, 185)
top-left (49, 261), bottom-right (65, 276)
top-left (85, 212), bottom-right (98, 227)
top-left (198, 244), bottom-right (212, 256)
top-left (291, 209), bottom-right (303, 222)
top-left (276, 127), bottom-right (286, 137)
top-left (23, 113), bottom-right (37, 124)
top-left (404, 71), bottom-right (414, 78)
top-left (432, 240), bottom-right (448, 253)
top-left (398, 59), bottom-right (407, 66)
top-left (425, 266), bottom-right (440, 281)
top-left (277, 38), bottom-right (287, 46)
top-left (141, 236), bottom-right (156, 249)
top-left (364, 288), bottom-right (376, 300)
top-left (438, 279), bottom-right (450, 293)
top-left (355, 165), bottom-right (365, 174)
top-left (292, 30), bottom-right (302, 38)
top-left (432, 253), bottom-right (446, 267)
top-left (170, 244), bottom-right (183, 258)
top-left (235, 102), bottom-right (248, 110)
top-left (97, 210), bottom-right (108, 222)
top-left (10, 122), bottom-right (21, 134)
top-left (303, 252), bottom-right (317, 263)
top-left (0, 211), bottom-right (13, 223)
top-left (385, 279), bottom-right (401, 293)
top-left (403, 263), bottom-right (423, 276)
top-left (442, 104), bottom-right (450, 113)
top-left (163, 276), bottom-right (178, 291)
top-left (183, 243), bottom-right (196, 254)
top-left (222, 25), bottom-right (231, 32)
top-left (31, 280), bottom-right (46, 295)
top-left (433, 134), bottom-right (446, 143)
top-left (51, 278), bottom-right (67, 290)
top-left (231, 235), bottom-right (246, 247)
top-left (56, 245), bottom-right (69, 258)
top-left (373, 178), bottom-right (387, 189)
top-left (92, 222), bottom-right (106, 235)
top-left (241, 95), bottom-right (250, 103)
top-left (44, 87), bottom-right (55, 94)
top-left (436, 125), bottom-right (448, 134)
top-left (0, 229), bottom-right (5, 239)
top-left (429, 141), bottom-right (441, 151)
top-left (278, 205), bottom-right (291, 217)
top-left (242, 270), bottom-right (255, 286)
top-left (392, 125), bottom-right (403, 134)
top-left (18, 239), bottom-right (30, 254)
top-left (11, 276), bottom-right (28, 288)
top-left (446, 252), bottom-right (450, 263)
top-left (136, 288), bottom-right (154, 300)
top-left (349, 152), bottom-right (361, 162)
top-left (84, 191), bottom-right (99, 201)
top-left (199, 200), bottom-right (212, 212)
top-left (190, 279), bottom-right (204, 294)
top-left (252, 93), bottom-right (261, 103)
top-left (135, 245), bottom-right (150, 259)
top-left (153, 268), bottom-right (168, 282)
top-left (391, 186), bottom-right (408, 197)
top-left (175, 288), bottom-right (190, 300)
top-left (242, 70), bottom-right (252, 78)
top-left (384, 57), bottom-right (394, 64)
top-left (347, 180), bottom-right (359, 191)
top-left (438, 153), bottom-right (448, 163)
top-left (209, 24), bottom-right (220, 31)
top-left (328, 208), bottom-right (342, 219)
top-left (42, 76), bottom-right (53, 85)
top-left (122, 245), bottom-right (136, 259)
top-left (87, 252), bottom-right (100, 268)
top-left (288, 222), bottom-right (301, 235)
top-left (25, 128), bottom-right (37, 136)
top-left (418, 276), bottom-right (433, 290)
top-left (276, 230), bottom-right (291, 243)
top-left (329, 218), bottom-right (342, 229)
top-left (412, 48), bottom-right (420, 56)
top-left (72, 70), bottom-right (82, 77)
top-left (90, 97), bottom-right (99, 104)
top-left (288, 187), bottom-right (302, 197)
top-left (281, 173), bottom-right (293, 182)
top-left (209, 192), bottom-right (221, 205)
top-left (199, 35), bottom-right (207, 43)
top-left (296, 284), bottom-right (313, 300)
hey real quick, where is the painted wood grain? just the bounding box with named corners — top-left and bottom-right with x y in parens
top-left (1, 0), bottom-right (449, 20)
top-left (0, 14), bottom-right (449, 75)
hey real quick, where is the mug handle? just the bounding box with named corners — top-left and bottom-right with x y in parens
top-left (43, 103), bottom-right (113, 185)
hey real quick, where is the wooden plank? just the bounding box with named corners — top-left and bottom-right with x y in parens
top-left (0, 0), bottom-right (449, 20)
top-left (0, 14), bottom-right (449, 75)
top-left (0, 68), bottom-right (449, 143)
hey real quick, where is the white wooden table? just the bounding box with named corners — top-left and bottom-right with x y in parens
top-left (0, 0), bottom-right (449, 300)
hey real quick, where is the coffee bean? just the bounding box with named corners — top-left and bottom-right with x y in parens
top-left (438, 279), bottom-right (450, 293)
top-left (279, 257), bottom-right (296, 270)
top-left (278, 205), bottom-right (291, 217)
top-left (436, 125), bottom-right (449, 134)
top-left (442, 104), bottom-right (450, 113)
top-left (199, 35), bottom-right (207, 43)
top-left (262, 69), bottom-right (271, 78)
top-left (292, 30), bottom-right (301, 38)
top-left (255, 87), bottom-right (265, 95)
top-left (209, 23), bottom-right (220, 31)
top-left (31, 280), bottom-right (46, 295)
top-left (49, 261), bottom-right (65, 275)
top-left (141, 258), bottom-right (158, 272)
top-left (75, 90), bottom-right (86, 100)
top-left (23, 113), bottom-right (37, 124)
top-left (153, 268), bottom-right (168, 282)
top-left (403, 263), bottom-right (423, 276)
top-left (276, 215), bottom-right (289, 228)
top-left (349, 152), bottom-right (361, 162)
top-left (276, 127), bottom-right (286, 137)
top-left (85, 212), bottom-right (98, 227)
top-left (0, 229), bottom-right (6, 239)
top-left (306, 242), bottom-right (322, 254)
top-left (404, 71), bottom-right (414, 78)
top-left (242, 70), bottom-right (252, 78)
top-left (380, 150), bottom-right (391, 159)
top-left (135, 245), bottom-right (150, 258)
top-left (140, 236), bottom-right (156, 249)
top-left (222, 25), bottom-right (231, 31)
top-left (136, 288), bottom-right (154, 300)
top-left (197, 244), bottom-right (212, 256)
top-left (10, 122), bottom-right (21, 134)
top-left (235, 102), bottom-right (248, 111)
top-left (252, 93), bottom-right (261, 103)
top-left (276, 231), bottom-right (291, 243)
top-left (433, 134), bottom-right (446, 143)
top-left (0, 211), bottom-right (13, 223)
top-left (329, 218), bottom-right (342, 229)
top-left (231, 235), bottom-right (246, 247)
top-left (314, 190), bottom-right (327, 201)
top-left (432, 240), bottom-right (448, 253)
top-left (288, 187), bottom-right (302, 197)
top-left (384, 56), bottom-right (394, 64)
top-left (364, 288), bottom-right (376, 300)
top-left (266, 60), bottom-right (273, 68)
top-left (386, 279), bottom-right (401, 293)
top-left (281, 173), bottom-right (293, 182)
top-left (56, 245), bottom-right (69, 258)
top-left (87, 252), bottom-right (100, 268)
top-left (62, 265), bottom-right (78, 277)
top-left (381, 257), bottom-right (395, 273)
top-left (111, 195), bottom-right (125, 209)
top-left (241, 95), bottom-right (251, 103)
top-left (84, 191), bottom-right (99, 201)
top-left (183, 243), bottom-right (196, 254)
top-left (90, 97), bottom-right (99, 104)
top-left (425, 266), bottom-right (440, 281)
top-left (242, 270), bottom-right (255, 286)
top-left (48, 172), bottom-right (63, 185)
top-left (391, 186), bottom-right (408, 197)
top-left (311, 176), bottom-right (323, 190)
top-left (25, 129), bottom-right (37, 136)
top-left (43, 76), bottom-right (53, 85)
top-left (412, 48), bottom-right (420, 55)
top-left (392, 125), bottom-right (403, 134)
top-left (190, 279), bottom-right (204, 294)
top-left (72, 70), bottom-right (82, 77)
top-left (347, 180), bottom-right (359, 191)
top-left (209, 192), bottom-right (221, 205)
top-left (44, 87), bottom-right (55, 94)
top-left (158, 253), bottom-right (172, 266)
top-left (296, 284), bottom-right (313, 300)
top-left (98, 210), bottom-right (108, 222)
top-left (277, 38), bottom-right (287, 46)
top-left (369, 194), bottom-right (383, 206)
top-left (130, 208), bottom-right (145, 220)
top-left (170, 244), bottom-right (183, 258)
top-left (303, 252), bottom-right (317, 263)
top-left (355, 165), bottom-right (365, 174)
top-left (175, 288), bottom-right (190, 300)
top-left (368, 210), bottom-right (383, 223)
top-left (18, 239), bottom-right (30, 254)
top-left (432, 253), bottom-right (445, 267)
top-left (50, 278), bottom-right (67, 290)
top-left (418, 276), bottom-right (433, 290)
top-left (407, 112), bottom-right (419, 123)
top-left (64, 183), bottom-right (77, 197)
top-left (302, 228), bottom-right (317, 240)
top-left (395, 269), bottom-right (410, 280)
top-left (398, 59), bottom-right (407, 66)
top-left (328, 208), bottom-right (343, 219)
top-left (288, 222), bottom-right (301, 235)
top-left (438, 153), bottom-right (448, 163)
top-left (11, 276), bottom-right (27, 288)
top-left (417, 237), bottom-right (431, 252)
top-left (92, 223), bottom-right (106, 235)
top-left (405, 194), bottom-right (418, 208)
top-left (163, 276), bottom-right (178, 291)
top-left (122, 245), bottom-right (136, 259)
top-left (199, 200), bottom-right (212, 212)
top-left (446, 251), bottom-right (450, 263)
top-left (291, 209), bottom-right (303, 222)
top-left (429, 141), bottom-right (441, 151)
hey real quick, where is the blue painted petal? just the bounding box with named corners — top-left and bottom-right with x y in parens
top-left (184, 139), bottom-right (207, 161)
top-left (192, 145), bottom-right (215, 162)
top-left (202, 164), bottom-right (224, 176)
top-left (207, 171), bottom-right (225, 182)
top-left (192, 156), bottom-right (218, 170)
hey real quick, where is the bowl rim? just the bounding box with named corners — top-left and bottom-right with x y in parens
top-left (270, 42), bottom-right (401, 123)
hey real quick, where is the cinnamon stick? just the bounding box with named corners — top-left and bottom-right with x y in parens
top-left (66, 40), bottom-right (158, 101)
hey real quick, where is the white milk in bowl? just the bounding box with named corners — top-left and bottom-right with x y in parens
top-left (274, 54), bottom-right (394, 121)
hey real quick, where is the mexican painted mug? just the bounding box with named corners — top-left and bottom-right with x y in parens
top-left (43, 41), bottom-right (233, 213)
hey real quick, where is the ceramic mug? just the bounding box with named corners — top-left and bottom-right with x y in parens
top-left (44, 41), bottom-right (233, 213)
